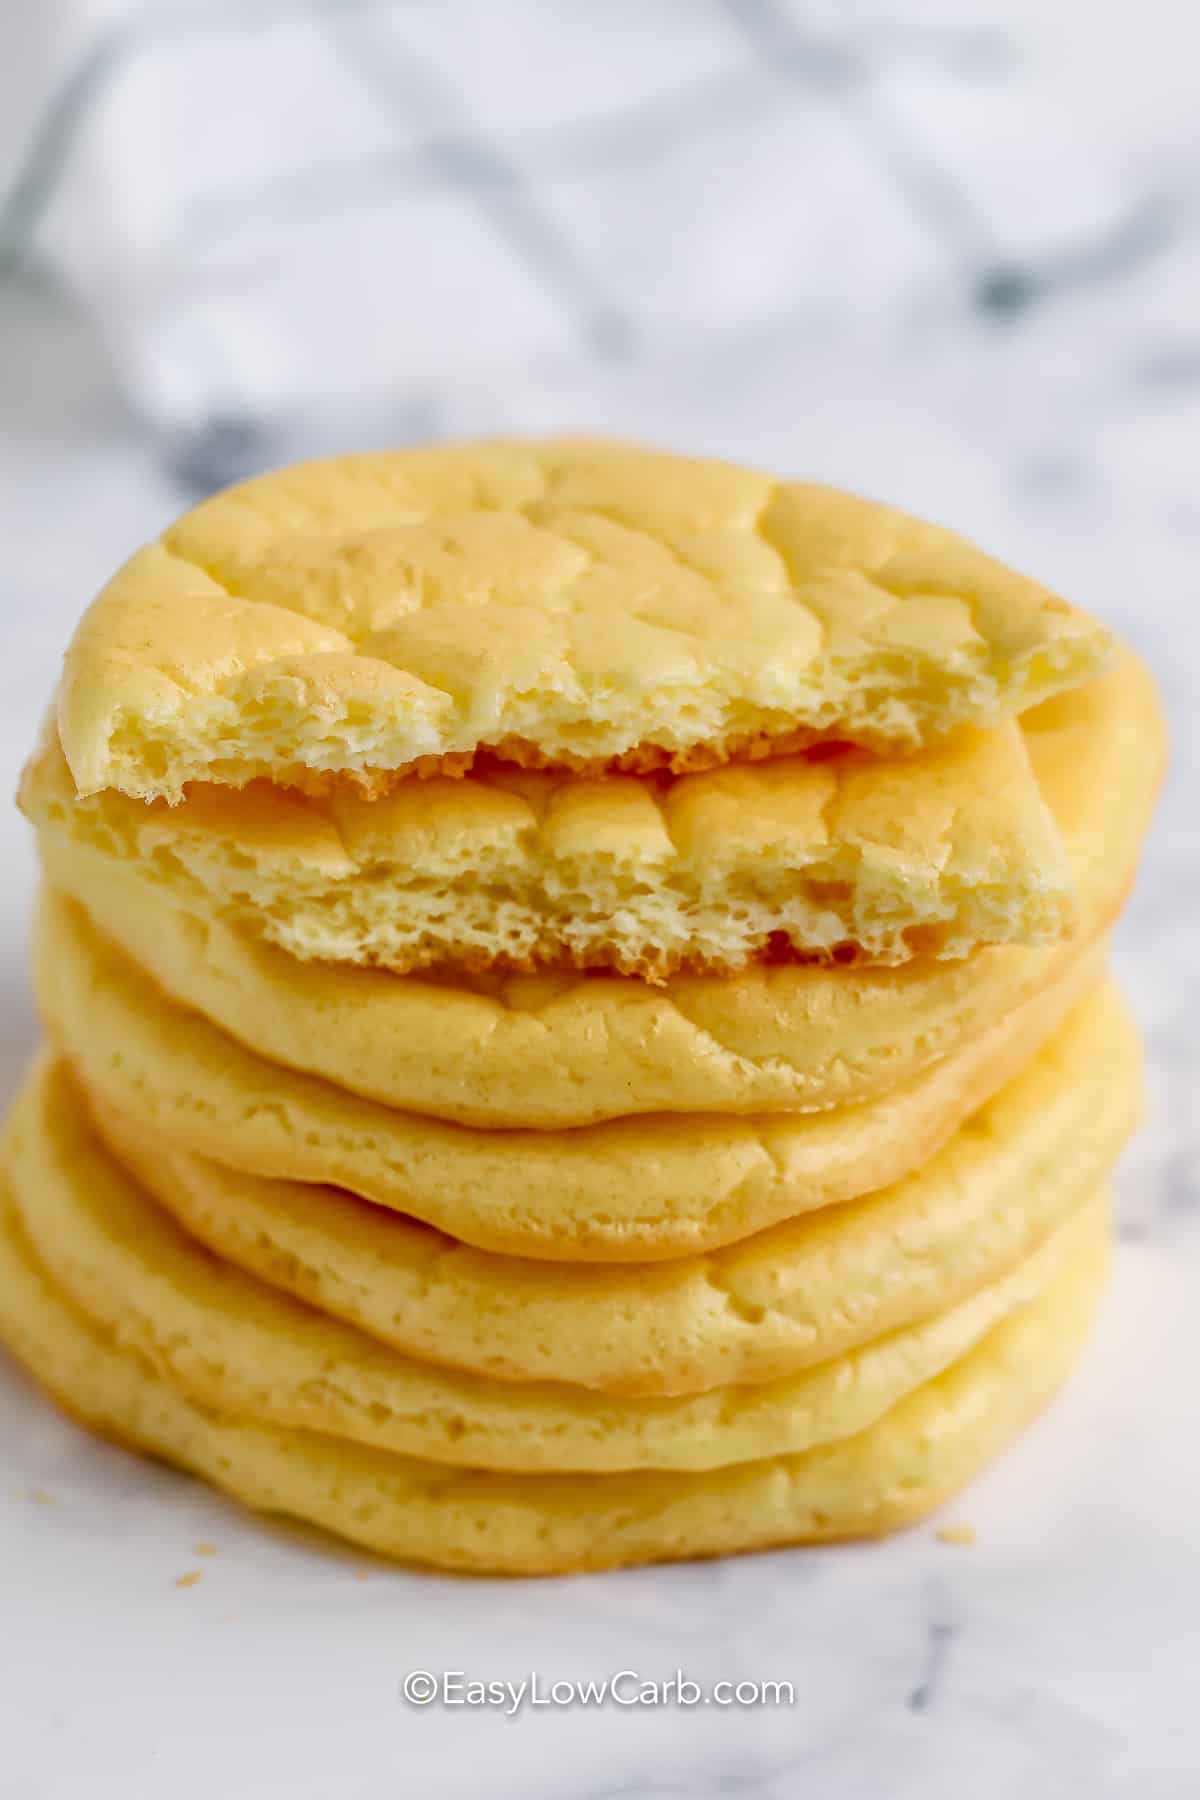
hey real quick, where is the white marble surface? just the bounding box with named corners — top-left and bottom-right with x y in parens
top-left (3, 10), bottom-right (1200, 1796)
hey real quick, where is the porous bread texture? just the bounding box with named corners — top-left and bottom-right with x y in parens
top-left (56, 439), bottom-right (1113, 801)
top-left (2, 1053), bottom-right (1101, 1476)
top-left (34, 655), bottom-right (1165, 1128)
top-left (0, 1172), bottom-right (1109, 1573)
top-left (39, 884), bottom-right (1111, 1261)
top-left (23, 715), bottom-right (1077, 977)
top-left (68, 984), bottom-right (1140, 1392)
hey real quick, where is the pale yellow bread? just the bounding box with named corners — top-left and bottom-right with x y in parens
top-left (56, 439), bottom-right (1111, 802)
top-left (22, 716), bottom-right (1076, 977)
top-left (2, 1053), bottom-right (1104, 1476)
top-left (0, 1170), bottom-right (1109, 1573)
top-left (40, 888), bottom-right (1109, 1260)
top-left (37, 655), bottom-right (1163, 1128)
top-left (78, 986), bottom-right (1139, 1394)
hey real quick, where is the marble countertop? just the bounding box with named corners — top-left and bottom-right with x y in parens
top-left (2, 10), bottom-right (1199, 1795)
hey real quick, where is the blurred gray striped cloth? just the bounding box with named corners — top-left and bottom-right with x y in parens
top-left (0, 1), bottom-right (1163, 466)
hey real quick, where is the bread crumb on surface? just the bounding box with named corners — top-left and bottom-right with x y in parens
top-left (194, 1542), bottom-right (217, 1556)
top-left (936, 1522), bottom-right (977, 1546)
top-left (174, 1570), bottom-right (203, 1588)
top-left (29, 1489), bottom-right (55, 1506)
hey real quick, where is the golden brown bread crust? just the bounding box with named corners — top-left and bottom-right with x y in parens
top-left (71, 986), bottom-right (1131, 1393)
top-left (40, 890), bottom-right (1121, 1270)
top-left (24, 709), bottom-right (1079, 982)
top-left (31, 656), bottom-right (1164, 1130)
top-left (3, 1052), bottom-right (1105, 1477)
top-left (291, 722), bottom-right (837, 792)
top-left (56, 439), bottom-right (1114, 801)
top-left (0, 1151), bottom-right (1110, 1573)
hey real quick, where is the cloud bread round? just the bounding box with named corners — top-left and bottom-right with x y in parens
top-left (76, 986), bottom-right (1139, 1395)
top-left (39, 887), bottom-right (1108, 1260)
top-left (0, 1171), bottom-right (1110, 1573)
top-left (3, 1053), bottom-right (1104, 1476)
top-left (56, 439), bottom-right (1111, 802)
top-left (36, 655), bottom-right (1163, 1127)
top-left (23, 717), bottom-right (1076, 977)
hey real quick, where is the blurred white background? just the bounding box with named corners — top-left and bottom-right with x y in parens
top-left (2, 5), bottom-right (1199, 1798)
top-left (5, 0), bottom-right (1200, 462)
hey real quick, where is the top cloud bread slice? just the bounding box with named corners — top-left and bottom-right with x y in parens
top-left (57, 439), bottom-right (1113, 802)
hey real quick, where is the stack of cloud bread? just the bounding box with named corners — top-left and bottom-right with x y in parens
top-left (1, 440), bottom-right (1164, 1576)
